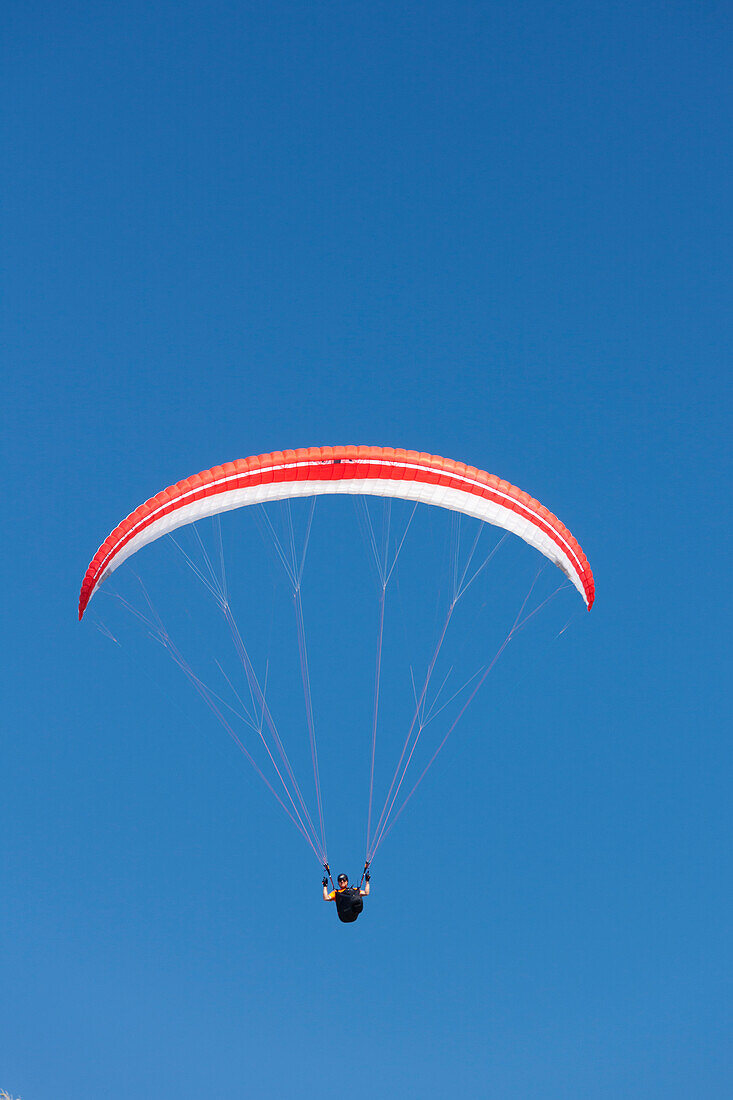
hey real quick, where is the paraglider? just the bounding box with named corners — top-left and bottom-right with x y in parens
top-left (323, 869), bottom-right (370, 924)
top-left (79, 445), bottom-right (594, 894)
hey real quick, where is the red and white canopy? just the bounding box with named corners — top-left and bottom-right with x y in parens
top-left (79, 445), bottom-right (595, 618)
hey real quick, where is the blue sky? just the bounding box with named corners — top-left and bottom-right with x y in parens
top-left (3, 1), bottom-right (731, 1096)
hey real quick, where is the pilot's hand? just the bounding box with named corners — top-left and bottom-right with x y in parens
top-left (365, 870), bottom-right (370, 882)
top-left (322, 877), bottom-right (328, 887)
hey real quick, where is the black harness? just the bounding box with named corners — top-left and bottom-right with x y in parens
top-left (334, 886), bottom-right (364, 924)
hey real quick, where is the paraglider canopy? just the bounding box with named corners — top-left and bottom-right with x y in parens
top-left (79, 445), bottom-right (594, 619)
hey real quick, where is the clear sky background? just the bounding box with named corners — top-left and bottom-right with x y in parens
top-left (2, 2), bottom-right (731, 1097)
